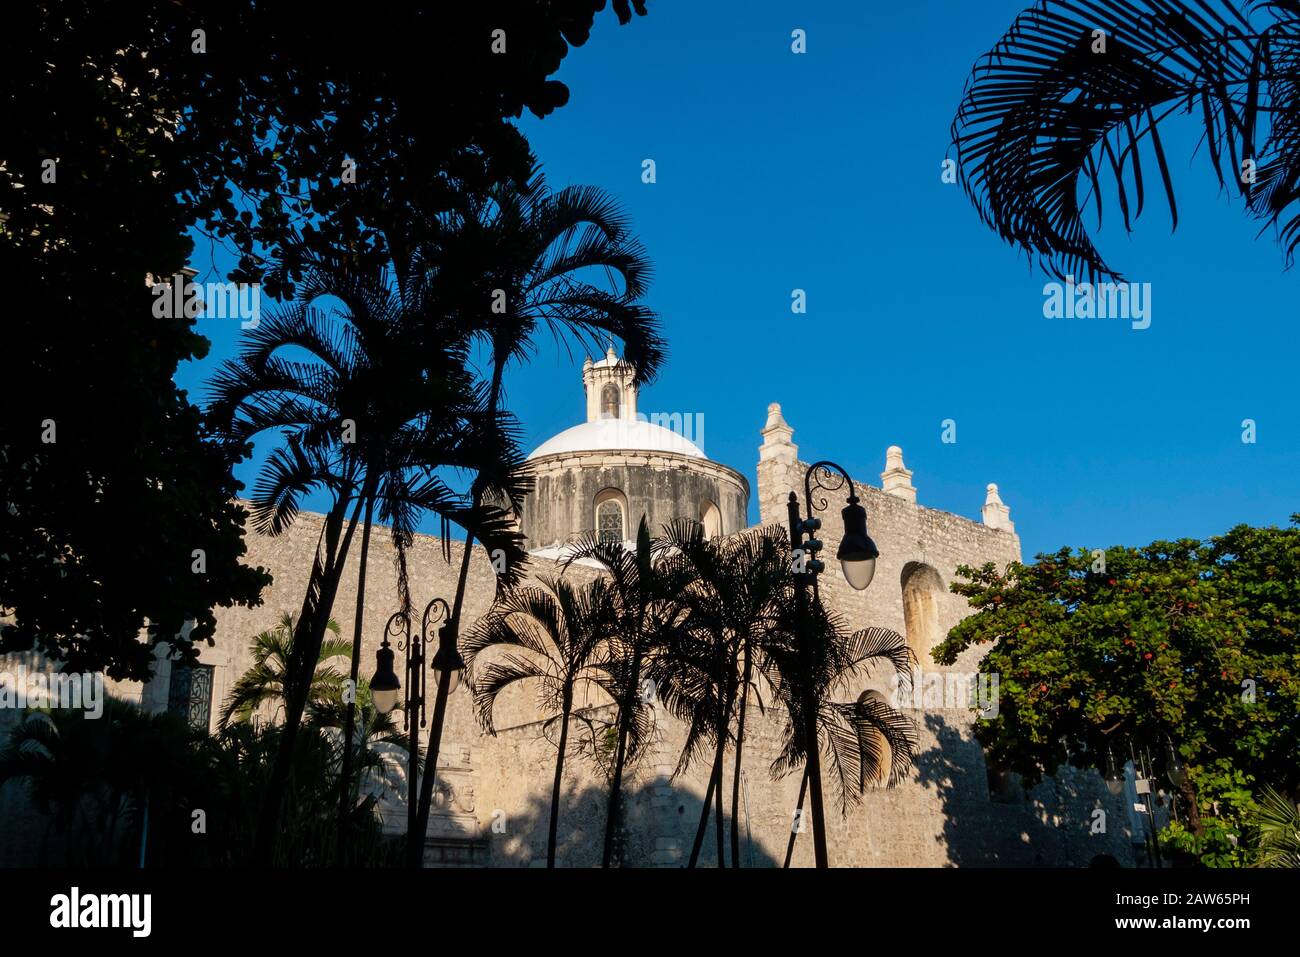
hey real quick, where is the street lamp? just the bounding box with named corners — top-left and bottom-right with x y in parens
top-left (836, 493), bottom-right (880, 590)
top-left (370, 639), bottom-right (401, 715)
top-left (369, 596), bottom-right (463, 862)
top-left (786, 460), bottom-right (880, 868)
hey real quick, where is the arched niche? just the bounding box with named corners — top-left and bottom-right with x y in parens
top-left (900, 561), bottom-right (945, 665)
top-left (700, 499), bottom-right (722, 538)
top-left (858, 689), bottom-right (893, 786)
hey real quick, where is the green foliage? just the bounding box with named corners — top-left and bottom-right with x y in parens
top-left (1251, 784), bottom-right (1300, 868)
top-left (0, 695), bottom-right (401, 867)
top-left (218, 613), bottom-right (349, 729)
top-left (936, 516), bottom-right (1300, 865)
top-left (0, 697), bottom-right (205, 866)
top-left (0, 0), bottom-right (651, 682)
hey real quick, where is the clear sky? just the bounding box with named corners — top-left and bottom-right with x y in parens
top-left (177, 0), bottom-right (1299, 560)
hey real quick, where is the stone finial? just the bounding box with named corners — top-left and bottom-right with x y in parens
top-left (759, 402), bottom-right (797, 461)
top-left (881, 444), bottom-right (917, 503)
top-left (583, 355), bottom-right (593, 371)
top-left (982, 483), bottom-right (1015, 534)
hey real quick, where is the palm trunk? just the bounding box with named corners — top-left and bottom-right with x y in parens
top-left (1178, 777), bottom-right (1204, 836)
top-left (411, 560), bottom-right (467, 861)
top-left (601, 639), bottom-right (643, 867)
top-left (714, 666), bottom-right (737, 868)
top-left (336, 495), bottom-right (374, 859)
top-left (413, 358), bottom-right (506, 848)
top-left (687, 743), bottom-right (723, 868)
top-left (547, 692), bottom-right (574, 868)
top-left (730, 642), bottom-right (753, 867)
top-left (713, 757), bottom-right (726, 867)
top-left (256, 489), bottom-right (365, 864)
top-left (783, 767), bottom-right (810, 868)
top-left (408, 666), bottom-right (450, 868)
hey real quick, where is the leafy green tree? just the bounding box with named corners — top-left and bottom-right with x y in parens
top-left (1, 0), bottom-right (649, 682)
top-left (934, 517), bottom-right (1300, 866)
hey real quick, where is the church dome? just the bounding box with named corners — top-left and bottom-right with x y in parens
top-left (516, 347), bottom-right (749, 552)
top-left (528, 418), bottom-right (705, 460)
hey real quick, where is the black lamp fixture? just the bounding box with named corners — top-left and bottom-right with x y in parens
top-left (836, 492), bottom-right (880, 591)
top-left (431, 626), bottom-right (466, 696)
top-left (370, 639), bottom-right (401, 715)
top-left (368, 597), bottom-right (462, 856)
top-left (785, 459), bottom-right (880, 869)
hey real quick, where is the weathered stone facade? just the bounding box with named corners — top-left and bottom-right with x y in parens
top-left (519, 452), bottom-right (748, 549)
top-left (518, 348), bottom-right (747, 549)
top-left (0, 395), bottom-right (1139, 868)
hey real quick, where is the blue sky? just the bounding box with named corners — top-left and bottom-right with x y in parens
top-left (177, 0), bottom-right (1299, 560)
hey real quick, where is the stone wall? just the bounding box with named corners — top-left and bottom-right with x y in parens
top-left (0, 401), bottom-right (1138, 867)
top-left (519, 449), bottom-right (748, 549)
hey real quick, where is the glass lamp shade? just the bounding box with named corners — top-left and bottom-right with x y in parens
top-left (837, 498), bottom-right (880, 591)
top-left (433, 666), bottom-right (462, 696)
top-left (370, 645), bottom-right (401, 713)
top-left (841, 555), bottom-right (877, 591)
top-left (432, 642), bottom-right (466, 696)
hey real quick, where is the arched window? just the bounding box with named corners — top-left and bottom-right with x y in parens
top-left (600, 383), bottom-right (621, 419)
top-left (594, 488), bottom-right (627, 543)
top-left (700, 500), bottom-right (722, 538)
top-left (858, 690), bottom-right (892, 786)
top-left (900, 562), bottom-right (945, 664)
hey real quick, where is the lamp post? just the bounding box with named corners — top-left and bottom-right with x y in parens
top-left (786, 460), bottom-right (880, 868)
top-left (370, 596), bottom-right (464, 866)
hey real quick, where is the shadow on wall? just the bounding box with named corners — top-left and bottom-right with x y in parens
top-left (913, 714), bottom-right (1134, 867)
top-left (484, 773), bottom-right (783, 868)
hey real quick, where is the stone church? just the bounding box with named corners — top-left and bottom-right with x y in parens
top-left (0, 351), bottom-right (1142, 867)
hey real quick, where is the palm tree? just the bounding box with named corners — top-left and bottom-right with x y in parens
top-left (217, 613), bottom-right (349, 729)
top-left (1253, 785), bottom-right (1300, 867)
top-left (411, 165), bottom-right (666, 851)
top-left (762, 598), bottom-right (919, 867)
top-left (647, 520), bottom-right (791, 867)
top-left (949, 0), bottom-right (1300, 279)
top-left (463, 576), bottom-right (619, 867)
top-left (559, 516), bottom-right (685, 866)
top-left (0, 697), bottom-right (204, 866)
top-left (269, 253), bottom-right (531, 859)
top-left (206, 250), bottom-right (528, 863)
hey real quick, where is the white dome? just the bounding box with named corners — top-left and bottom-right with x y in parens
top-left (528, 418), bottom-right (704, 460)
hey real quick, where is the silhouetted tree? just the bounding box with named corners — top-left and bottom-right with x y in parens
top-left (464, 577), bottom-right (620, 867)
top-left (951, 0), bottom-right (1300, 278)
